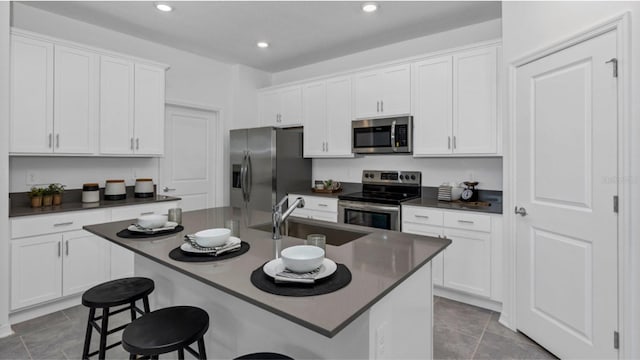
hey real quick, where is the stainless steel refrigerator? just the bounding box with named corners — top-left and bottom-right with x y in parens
top-left (230, 127), bottom-right (311, 211)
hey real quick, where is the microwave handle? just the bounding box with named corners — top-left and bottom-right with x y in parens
top-left (390, 119), bottom-right (397, 152)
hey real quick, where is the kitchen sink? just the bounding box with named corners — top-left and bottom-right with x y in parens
top-left (250, 218), bottom-right (370, 246)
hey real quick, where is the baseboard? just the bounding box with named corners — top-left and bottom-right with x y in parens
top-left (434, 286), bottom-right (502, 312)
top-left (0, 323), bottom-right (14, 338)
top-left (9, 294), bottom-right (82, 325)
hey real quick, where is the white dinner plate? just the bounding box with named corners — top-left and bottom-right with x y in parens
top-left (263, 258), bottom-right (337, 280)
top-left (128, 221), bottom-right (179, 233)
top-left (181, 236), bottom-right (241, 253)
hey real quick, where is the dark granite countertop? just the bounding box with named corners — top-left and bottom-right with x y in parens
top-left (83, 206), bottom-right (450, 338)
top-left (289, 183), bottom-right (503, 214)
top-left (10, 186), bottom-right (180, 217)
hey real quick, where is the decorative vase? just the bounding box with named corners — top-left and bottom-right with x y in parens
top-left (43, 195), bottom-right (53, 206)
top-left (30, 196), bottom-right (43, 208)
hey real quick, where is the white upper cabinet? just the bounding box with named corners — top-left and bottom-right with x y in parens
top-left (303, 76), bottom-right (353, 158)
top-left (10, 35), bottom-right (54, 153)
top-left (354, 64), bottom-right (411, 119)
top-left (413, 45), bottom-right (499, 156)
top-left (133, 64), bottom-right (165, 155)
top-left (259, 85), bottom-right (303, 127)
top-left (54, 45), bottom-right (98, 154)
top-left (10, 31), bottom-right (167, 157)
top-left (99, 56), bottom-right (134, 154)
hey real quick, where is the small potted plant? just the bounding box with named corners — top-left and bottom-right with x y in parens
top-left (42, 186), bottom-right (54, 206)
top-left (28, 186), bottom-right (44, 208)
top-left (48, 183), bottom-right (65, 206)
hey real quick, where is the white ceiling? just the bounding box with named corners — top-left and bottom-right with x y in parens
top-left (20, 1), bottom-right (501, 73)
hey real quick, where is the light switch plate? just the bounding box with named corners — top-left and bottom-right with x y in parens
top-left (26, 170), bottom-right (40, 185)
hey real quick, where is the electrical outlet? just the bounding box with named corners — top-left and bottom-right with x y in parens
top-left (26, 170), bottom-right (40, 185)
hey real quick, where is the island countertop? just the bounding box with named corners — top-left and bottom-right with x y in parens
top-left (83, 207), bottom-right (450, 338)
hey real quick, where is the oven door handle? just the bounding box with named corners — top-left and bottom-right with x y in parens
top-left (390, 120), bottom-right (397, 152)
top-left (338, 200), bottom-right (400, 213)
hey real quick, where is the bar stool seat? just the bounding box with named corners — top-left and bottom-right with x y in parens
top-left (122, 306), bottom-right (209, 360)
top-left (82, 277), bottom-right (154, 360)
top-left (234, 353), bottom-right (294, 360)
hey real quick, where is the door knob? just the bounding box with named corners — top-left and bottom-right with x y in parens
top-left (514, 206), bottom-right (528, 216)
top-left (163, 187), bottom-right (176, 192)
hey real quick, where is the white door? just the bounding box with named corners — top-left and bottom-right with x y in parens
top-left (134, 63), bottom-right (165, 155)
top-left (354, 71), bottom-right (381, 119)
top-left (259, 90), bottom-right (280, 126)
top-left (160, 105), bottom-right (218, 211)
top-left (54, 45), bottom-right (98, 154)
top-left (380, 64), bottom-right (411, 116)
top-left (325, 76), bottom-right (353, 157)
top-left (515, 30), bottom-right (618, 359)
top-left (99, 56), bottom-right (134, 155)
top-left (302, 81), bottom-right (327, 157)
top-left (62, 230), bottom-right (110, 296)
top-left (279, 86), bottom-right (303, 127)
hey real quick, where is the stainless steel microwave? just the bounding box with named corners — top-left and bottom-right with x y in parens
top-left (352, 116), bottom-right (412, 154)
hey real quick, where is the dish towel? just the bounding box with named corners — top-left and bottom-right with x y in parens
top-left (184, 235), bottom-right (242, 256)
top-left (274, 267), bottom-right (322, 284)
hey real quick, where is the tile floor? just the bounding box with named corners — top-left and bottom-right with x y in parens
top-left (0, 296), bottom-right (557, 359)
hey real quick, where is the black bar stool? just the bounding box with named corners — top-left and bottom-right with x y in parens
top-left (122, 306), bottom-right (209, 360)
top-left (81, 277), bottom-right (155, 360)
top-left (234, 353), bottom-right (293, 360)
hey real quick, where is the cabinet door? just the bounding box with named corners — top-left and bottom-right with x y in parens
top-left (10, 35), bottom-right (54, 153)
top-left (401, 222), bottom-right (445, 286)
top-left (302, 81), bottom-right (327, 157)
top-left (54, 45), bottom-right (98, 154)
top-left (100, 56), bottom-right (134, 154)
top-left (259, 90), bottom-right (280, 126)
top-left (443, 228), bottom-right (491, 297)
top-left (413, 57), bottom-right (453, 155)
top-left (453, 47), bottom-right (497, 154)
top-left (110, 244), bottom-right (135, 280)
top-left (380, 64), bottom-right (411, 116)
top-left (134, 63), bottom-right (165, 155)
top-left (279, 86), bottom-right (303, 127)
top-left (11, 235), bottom-right (62, 310)
top-left (62, 230), bottom-right (110, 296)
top-left (354, 71), bottom-right (381, 119)
top-left (325, 76), bottom-right (353, 157)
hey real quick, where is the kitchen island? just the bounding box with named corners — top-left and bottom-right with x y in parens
top-left (84, 207), bottom-right (450, 359)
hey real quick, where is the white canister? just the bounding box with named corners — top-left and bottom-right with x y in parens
top-left (82, 183), bottom-right (100, 203)
top-left (134, 178), bottom-right (155, 198)
top-left (104, 180), bottom-right (126, 200)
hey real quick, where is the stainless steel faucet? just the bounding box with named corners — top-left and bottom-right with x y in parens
top-left (272, 196), bottom-right (305, 258)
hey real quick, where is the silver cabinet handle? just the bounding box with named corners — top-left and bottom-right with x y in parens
top-left (515, 206), bottom-right (528, 216)
top-left (49, 133), bottom-right (53, 148)
top-left (414, 214), bottom-right (430, 219)
top-left (136, 138), bottom-right (140, 150)
top-left (56, 134), bottom-right (60, 148)
top-left (58, 241), bottom-right (61, 257)
top-left (318, 204), bottom-right (328, 207)
top-left (457, 220), bottom-right (474, 224)
top-left (163, 187), bottom-right (176, 192)
top-left (453, 136), bottom-right (457, 149)
top-left (140, 211), bottom-right (155, 215)
top-left (54, 222), bottom-right (73, 227)
top-left (381, 100), bottom-right (384, 113)
top-left (448, 136), bottom-right (451, 149)
top-left (65, 240), bottom-right (69, 256)
top-left (326, 142), bottom-right (328, 152)
top-left (131, 138), bottom-right (134, 150)
top-left (376, 101), bottom-right (380, 113)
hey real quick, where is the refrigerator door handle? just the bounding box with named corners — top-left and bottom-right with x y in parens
top-left (240, 151), bottom-right (248, 202)
top-left (246, 152), bottom-right (253, 202)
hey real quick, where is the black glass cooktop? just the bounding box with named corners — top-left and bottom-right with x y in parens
top-left (338, 191), bottom-right (420, 205)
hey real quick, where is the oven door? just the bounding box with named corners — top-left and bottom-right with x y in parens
top-left (338, 200), bottom-right (401, 231)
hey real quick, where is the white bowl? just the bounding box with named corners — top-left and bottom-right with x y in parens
top-left (280, 245), bottom-right (325, 273)
top-left (194, 228), bottom-right (231, 247)
top-left (136, 214), bottom-right (168, 229)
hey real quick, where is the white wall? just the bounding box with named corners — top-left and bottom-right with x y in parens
top-left (0, 1), bottom-right (11, 338)
top-left (272, 18), bottom-right (501, 85)
top-left (501, 2), bottom-right (640, 358)
top-left (315, 156), bottom-right (502, 190)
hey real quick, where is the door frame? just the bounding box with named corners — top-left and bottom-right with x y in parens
top-left (161, 99), bottom-right (225, 208)
top-left (503, 12), bottom-right (632, 357)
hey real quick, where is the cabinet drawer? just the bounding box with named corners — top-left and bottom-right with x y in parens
top-left (443, 211), bottom-right (491, 232)
top-left (110, 201), bottom-right (178, 221)
top-left (288, 194), bottom-right (338, 214)
top-left (290, 208), bottom-right (338, 223)
top-left (11, 209), bottom-right (110, 239)
top-left (402, 206), bottom-right (444, 226)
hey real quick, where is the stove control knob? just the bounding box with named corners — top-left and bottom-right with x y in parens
top-left (411, 175), bottom-right (416, 180)
top-left (399, 175), bottom-right (404, 180)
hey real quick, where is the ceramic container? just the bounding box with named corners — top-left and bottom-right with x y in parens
top-left (82, 183), bottom-right (100, 203)
top-left (104, 180), bottom-right (126, 200)
top-left (134, 178), bottom-right (155, 198)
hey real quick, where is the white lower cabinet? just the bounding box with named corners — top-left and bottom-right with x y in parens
top-left (288, 194), bottom-right (338, 223)
top-left (62, 230), bottom-right (110, 296)
top-left (402, 205), bottom-right (501, 302)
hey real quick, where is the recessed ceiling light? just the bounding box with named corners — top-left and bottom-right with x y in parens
top-left (155, 3), bottom-right (172, 12)
top-left (257, 42), bottom-right (269, 48)
top-left (362, 2), bottom-right (378, 13)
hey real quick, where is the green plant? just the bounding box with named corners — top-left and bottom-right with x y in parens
top-left (42, 186), bottom-right (55, 196)
top-left (48, 183), bottom-right (65, 194)
top-left (28, 186), bottom-right (44, 198)
top-left (324, 179), bottom-right (333, 188)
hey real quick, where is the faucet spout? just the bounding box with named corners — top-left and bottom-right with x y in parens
top-left (272, 196), bottom-right (305, 241)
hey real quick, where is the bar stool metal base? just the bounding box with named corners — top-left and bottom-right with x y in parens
top-left (234, 353), bottom-right (294, 360)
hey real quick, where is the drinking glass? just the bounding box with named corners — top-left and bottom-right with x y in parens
top-left (168, 208), bottom-right (182, 224)
top-left (306, 234), bottom-right (326, 251)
